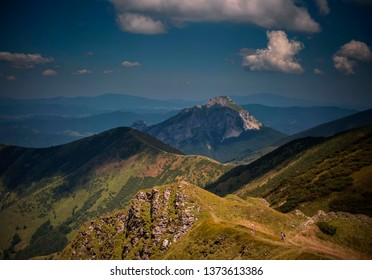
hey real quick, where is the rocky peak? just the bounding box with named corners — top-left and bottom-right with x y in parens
top-left (205, 96), bottom-right (234, 108)
top-left (239, 110), bottom-right (262, 130)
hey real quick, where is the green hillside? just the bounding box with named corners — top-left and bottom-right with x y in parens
top-left (0, 128), bottom-right (229, 259)
top-left (60, 183), bottom-right (372, 260)
top-left (206, 136), bottom-right (325, 196)
top-left (210, 126), bottom-right (372, 217)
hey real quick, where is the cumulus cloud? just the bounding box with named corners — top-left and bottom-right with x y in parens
top-left (43, 69), bottom-right (58, 76)
top-left (333, 40), bottom-right (372, 75)
top-left (122, 60), bottom-right (142, 67)
top-left (5, 75), bottom-right (16, 81)
top-left (109, 0), bottom-right (320, 34)
top-left (73, 69), bottom-right (92, 75)
top-left (0, 51), bottom-right (53, 68)
top-left (116, 13), bottom-right (166, 34)
top-left (314, 68), bottom-right (324, 75)
top-left (315, 0), bottom-right (330, 15)
top-left (241, 30), bottom-right (304, 74)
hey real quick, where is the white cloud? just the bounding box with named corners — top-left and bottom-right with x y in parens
top-left (315, 0), bottom-right (330, 15)
top-left (122, 60), bottom-right (142, 67)
top-left (116, 13), bottom-right (166, 34)
top-left (103, 69), bottom-right (114, 74)
top-left (5, 75), bottom-right (16, 81)
top-left (85, 51), bottom-right (94, 56)
top-left (43, 69), bottom-right (58, 76)
top-left (109, 0), bottom-right (320, 34)
top-left (314, 68), bottom-right (324, 75)
top-left (0, 51), bottom-right (53, 68)
top-left (73, 69), bottom-right (92, 75)
top-left (241, 30), bottom-right (304, 74)
top-left (333, 40), bottom-right (372, 75)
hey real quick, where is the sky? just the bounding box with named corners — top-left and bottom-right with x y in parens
top-left (0, 0), bottom-right (372, 108)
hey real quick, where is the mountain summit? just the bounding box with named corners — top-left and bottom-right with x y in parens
top-left (205, 96), bottom-right (262, 130)
top-left (205, 96), bottom-right (237, 108)
top-left (142, 96), bottom-right (285, 162)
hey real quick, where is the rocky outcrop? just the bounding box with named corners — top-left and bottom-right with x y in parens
top-left (205, 96), bottom-right (234, 108)
top-left (297, 209), bottom-right (371, 230)
top-left (63, 183), bottom-right (198, 260)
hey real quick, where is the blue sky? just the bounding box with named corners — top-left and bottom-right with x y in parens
top-left (0, 0), bottom-right (372, 108)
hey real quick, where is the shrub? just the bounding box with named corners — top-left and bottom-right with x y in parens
top-left (317, 221), bottom-right (337, 236)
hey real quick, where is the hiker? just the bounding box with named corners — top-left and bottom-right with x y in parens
top-left (251, 224), bottom-right (255, 235)
top-left (281, 232), bottom-right (286, 241)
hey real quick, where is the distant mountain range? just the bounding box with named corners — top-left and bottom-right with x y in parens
top-left (277, 108), bottom-right (372, 146)
top-left (0, 93), bottom-right (361, 148)
top-left (242, 104), bottom-right (357, 135)
top-left (141, 96), bottom-right (286, 163)
top-left (0, 94), bottom-right (196, 116)
top-left (0, 111), bottom-right (178, 148)
top-left (232, 93), bottom-right (366, 110)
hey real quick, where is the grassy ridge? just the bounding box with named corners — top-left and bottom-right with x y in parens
top-left (0, 128), bottom-right (229, 259)
top-left (233, 126), bottom-right (372, 216)
top-left (61, 183), bottom-right (372, 260)
top-left (206, 136), bottom-right (324, 196)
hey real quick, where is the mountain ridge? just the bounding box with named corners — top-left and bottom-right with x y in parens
top-left (60, 182), bottom-right (372, 260)
top-left (207, 125), bottom-right (372, 218)
top-left (277, 108), bottom-right (372, 145)
top-left (0, 127), bottom-right (229, 259)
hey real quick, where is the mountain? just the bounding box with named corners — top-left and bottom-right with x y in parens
top-left (0, 127), bottom-right (229, 259)
top-left (0, 124), bottom-right (81, 148)
top-left (242, 104), bottom-right (357, 135)
top-left (232, 93), bottom-right (366, 110)
top-left (207, 126), bottom-right (372, 218)
top-left (0, 111), bottom-right (178, 148)
top-left (277, 108), bottom-right (372, 145)
top-left (142, 96), bottom-right (286, 163)
top-left (231, 93), bottom-right (328, 108)
top-left (0, 93), bottom-right (195, 117)
top-left (60, 182), bottom-right (371, 260)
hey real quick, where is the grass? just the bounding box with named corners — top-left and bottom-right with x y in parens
top-left (232, 126), bottom-right (372, 216)
top-left (0, 146), bottom-right (228, 259)
top-left (60, 182), bottom-right (371, 260)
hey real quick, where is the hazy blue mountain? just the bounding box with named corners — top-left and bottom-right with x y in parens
top-left (0, 124), bottom-right (80, 148)
top-left (277, 108), bottom-right (372, 145)
top-left (0, 93), bottom-right (196, 116)
top-left (242, 104), bottom-right (357, 134)
top-left (0, 111), bottom-right (178, 148)
top-left (231, 93), bottom-right (328, 108)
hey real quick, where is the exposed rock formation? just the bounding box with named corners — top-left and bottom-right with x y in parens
top-left (62, 183), bottom-right (198, 260)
